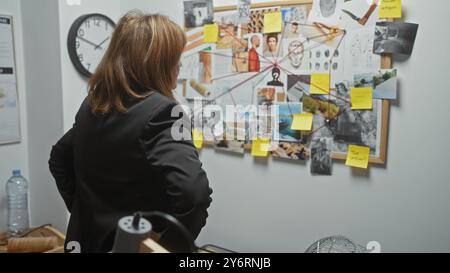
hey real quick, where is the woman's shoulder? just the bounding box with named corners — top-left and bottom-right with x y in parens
top-left (138, 92), bottom-right (180, 120)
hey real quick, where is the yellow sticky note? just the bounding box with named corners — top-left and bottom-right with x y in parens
top-left (351, 88), bottom-right (373, 110)
top-left (379, 0), bottom-right (402, 19)
top-left (346, 145), bottom-right (371, 169)
top-left (203, 24), bottom-right (219, 43)
top-left (192, 129), bottom-right (204, 150)
top-left (264, 12), bottom-right (282, 34)
top-left (310, 73), bottom-right (330, 95)
top-left (291, 113), bottom-right (314, 131)
top-left (251, 138), bottom-right (271, 157)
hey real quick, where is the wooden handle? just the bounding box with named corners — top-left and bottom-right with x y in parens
top-left (8, 237), bottom-right (59, 253)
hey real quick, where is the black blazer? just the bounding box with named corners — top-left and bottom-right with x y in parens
top-left (49, 92), bottom-right (212, 253)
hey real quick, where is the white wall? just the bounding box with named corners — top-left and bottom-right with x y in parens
top-left (58, 0), bottom-right (122, 132)
top-left (0, 0), bottom-right (29, 231)
top-left (21, 0), bottom-right (68, 232)
top-left (118, 0), bottom-right (450, 252)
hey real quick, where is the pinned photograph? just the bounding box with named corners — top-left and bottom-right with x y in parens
top-left (271, 142), bottom-right (307, 161)
top-left (310, 137), bottom-right (333, 175)
top-left (231, 38), bottom-right (249, 72)
top-left (244, 33), bottom-right (263, 72)
top-left (264, 33), bottom-right (282, 58)
top-left (257, 87), bottom-right (276, 106)
top-left (215, 11), bottom-right (238, 49)
top-left (287, 75), bottom-right (310, 102)
top-left (214, 122), bottom-right (246, 154)
top-left (199, 50), bottom-right (213, 84)
top-left (302, 95), bottom-right (340, 120)
top-left (354, 69), bottom-right (397, 100)
top-left (306, 82), bottom-right (381, 157)
top-left (273, 103), bottom-right (303, 142)
top-left (187, 98), bottom-right (221, 142)
top-left (373, 22), bottom-right (419, 56)
top-left (184, 0), bottom-right (214, 28)
top-left (340, 0), bottom-right (378, 28)
top-left (248, 7), bottom-right (280, 33)
top-left (285, 22), bottom-right (301, 38)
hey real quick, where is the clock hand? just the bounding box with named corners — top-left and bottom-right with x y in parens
top-left (77, 36), bottom-right (103, 50)
top-left (95, 37), bottom-right (110, 50)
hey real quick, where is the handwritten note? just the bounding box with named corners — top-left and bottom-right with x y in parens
top-left (203, 24), bottom-right (219, 43)
top-left (310, 73), bottom-right (330, 95)
top-left (291, 113), bottom-right (314, 131)
top-left (251, 138), bottom-right (271, 157)
top-left (379, 0), bottom-right (402, 19)
top-left (351, 88), bottom-right (373, 110)
top-left (346, 145), bottom-right (371, 169)
top-left (264, 12), bottom-right (282, 34)
top-left (192, 129), bottom-right (204, 150)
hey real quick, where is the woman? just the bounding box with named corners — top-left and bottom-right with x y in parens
top-left (49, 12), bottom-right (213, 253)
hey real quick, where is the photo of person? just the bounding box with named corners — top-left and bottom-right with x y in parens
top-left (231, 38), bottom-right (249, 72)
top-left (184, 0), bottom-right (214, 28)
top-left (245, 33), bottom-right (263, 72)
top-left (267, 67), bottom-right (284, 87)
top-left (288, 22), bottom-right (300, 38)
top-left (264, 33), bottom-right (281, 57)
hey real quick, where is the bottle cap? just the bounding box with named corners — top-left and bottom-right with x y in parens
top-left (12, 170), bottom-right (21, 177)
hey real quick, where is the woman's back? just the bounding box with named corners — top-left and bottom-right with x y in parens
top-left (49, 11), bottom-right (212, 253)
top-left (50, 92), bottom-right (212, 253)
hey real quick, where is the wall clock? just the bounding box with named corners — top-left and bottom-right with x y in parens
top-left (67, 14), bottom-right (115, 78)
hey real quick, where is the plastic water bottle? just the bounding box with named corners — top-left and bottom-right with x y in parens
top-left (6, 170), bottom-right (30, 236)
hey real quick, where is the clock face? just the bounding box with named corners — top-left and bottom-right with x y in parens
top-left (68, 14), bottom-right (115, 77)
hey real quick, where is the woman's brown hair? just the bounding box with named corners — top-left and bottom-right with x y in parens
top-left (88, 11), bottom-right (186, 114)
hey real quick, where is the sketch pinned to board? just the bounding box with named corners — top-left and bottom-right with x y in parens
top-left (281, 37), bottom-right (311, 72)
top-left (237, 0), bottom-right (252, 24)
top-left (344, 27), bottom-right (380, 77)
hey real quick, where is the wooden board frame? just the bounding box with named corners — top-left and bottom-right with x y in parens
top-left (203, 0), bottom-right (391, 165)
